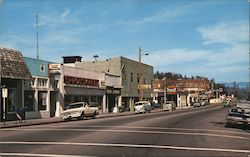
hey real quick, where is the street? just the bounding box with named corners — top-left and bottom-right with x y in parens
top-left (0, 105), bottom-right (250, 157)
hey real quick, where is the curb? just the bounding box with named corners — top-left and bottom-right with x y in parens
top-left (0, 109), bottom-right (165, 129)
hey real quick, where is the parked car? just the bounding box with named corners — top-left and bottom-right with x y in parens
top-left (201, 100), bottom-right (209, 106)
top-left (193, 102), bottom-right (201, 107)
top-left (163, 101), bottom-right (176, 111)
top-left (134, 101), bottom-right (152, 113)
top-left (152, 102), bottom-right (162, 109)
top-left (60, 102), bottom-right (99, 120)
top-left (226, 107), bottom-right (250, 127)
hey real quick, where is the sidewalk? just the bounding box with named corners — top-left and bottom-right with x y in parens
top-left (1, 109), bottom-right (163, 129)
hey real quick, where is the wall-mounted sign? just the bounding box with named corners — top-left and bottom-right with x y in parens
top-left (64, 76), bottom-right (99, 87)
top-left (49, 64), bottom-right (61, 74)
top-left (106, 88), bottom-right (121, 95)
top-left (49, 64), bottom-right (61, 70)
top-left (138, 84), bottom-right (151, 90)
top-left (167, 86), bottom-right (177, 94)
top-left (2, 88), bottom-right (8, 98)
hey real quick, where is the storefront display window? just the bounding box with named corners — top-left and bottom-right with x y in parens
top-left (38, 91), bottom-right (47, 110)
top-left (7, 88), bottom-right (16, 113)
top-left (24, 91), bottom-right (35, 111)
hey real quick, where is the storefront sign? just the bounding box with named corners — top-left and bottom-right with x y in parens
top-left (167, 86), bottom-right (177, 94)
top-left (64, 76), bottom-right (99, 87)
top-left (49, 64), bottom-right (61, 74)
top-left (138, 84), bottom-right (151, 90)
top-left (106, 89), bottom-right (121, 95)
top-left (2, 88), bottom-right (8, 98)
top-left (49, 64), bottom-right (61, 70)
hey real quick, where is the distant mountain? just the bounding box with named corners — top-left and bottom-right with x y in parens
top-left (222, 82), bottom-right (249, 89)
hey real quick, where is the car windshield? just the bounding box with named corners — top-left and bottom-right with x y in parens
top-left (230, 108), bottom-right (244, 113)
top-left (135, 102), bottom-right (149, 106)
top-left (135, 102), bottom-right (143, 106)
top-left (67, 103), bottom-right (83, 109)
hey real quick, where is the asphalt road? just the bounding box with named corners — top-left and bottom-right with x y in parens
top-left (0, 105), bottom-right (249, 157)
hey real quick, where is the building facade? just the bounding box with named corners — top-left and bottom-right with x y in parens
top-left (0, 48), bottom-right (32, 121)
top-left (73, 56), bottom-right (154, 111)
top-left (152, 78), bottom-right (211, 108)
top-left (23, 57), bottom-right (57, 119)
top-left (49, 63), bottom-right (122, 116)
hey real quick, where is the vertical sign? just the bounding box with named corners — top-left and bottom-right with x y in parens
top-left (2, 88), bottom-right (8, 123)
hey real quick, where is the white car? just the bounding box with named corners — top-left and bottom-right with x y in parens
top-left (134, 101), bottom-right (152, 113)
top-left (226, 107), bottom-right (250, 127)
top-left (60, 102), bottom-right (99, 120)
top-left (193, 102), bottom-right (201, 107)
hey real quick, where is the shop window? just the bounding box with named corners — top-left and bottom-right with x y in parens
top-left (38, 78), bottom-right (47, 88)
top-left (7, 88), bottom-right (16, 113)
top-left (24, 91), bottom-right (35, 111)
top-left (38, 92), bottom-right (47, 110)
top-left (130, 72), bottom-right (133, 82)
top-left (31, 78), bottom-right (35, 87)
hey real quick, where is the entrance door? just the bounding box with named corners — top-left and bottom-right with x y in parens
top-left (108, 95), bottom-right (115, 113)
top-left (50, 92), bottom-right (56, 117)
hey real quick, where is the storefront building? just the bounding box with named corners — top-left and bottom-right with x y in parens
top-left (177, 78), bottom-right (211, 106)
top-left (73, 56), bottom-right (154, 112)
top-left (49, 64), bottom-right (121, 116)
top-left (0, 48), bottom-right (32, 121)
top-left (23, 57), bottom-right (57, 119)
top-left (152, 79), bottom-right (178, 106)
top-left (152, 78), bottom-right (211, 108)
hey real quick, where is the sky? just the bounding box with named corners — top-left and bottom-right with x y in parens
top-left (0, 0), bottom-right (249, 83)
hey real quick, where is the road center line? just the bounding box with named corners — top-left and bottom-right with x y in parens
top-left (0, 153), bottom-right (95, 157)
top-left (27, 125), bottom-right (249, 136)
top-left (2, 128), bottom-right (249, 140)
top-left (1, 141), bottom-right (250, 154)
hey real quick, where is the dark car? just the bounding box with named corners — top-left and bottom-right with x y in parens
top-left (152, 102), bottom-right (162, 109)
top-left (226, 107), bottom-right (250, 127)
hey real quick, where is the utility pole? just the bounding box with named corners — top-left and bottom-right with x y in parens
top-left (163, 78), bottom-right (166, 105)
top-left (36, 14), bottom-right (39, 60)
top-left (138, 47), bottom-right (142, 101)
top-left (137, 47), bottom-right (149, 101)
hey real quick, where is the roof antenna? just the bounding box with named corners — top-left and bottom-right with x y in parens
top-left (36, 14), bottom-right (39, 60)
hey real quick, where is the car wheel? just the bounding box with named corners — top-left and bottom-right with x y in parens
top-left (79, 112), bottom-right (84, 120)
top-left (226, 122), bottom-right (231, 127)
top-left (92, 112), bottom-right (97, 119)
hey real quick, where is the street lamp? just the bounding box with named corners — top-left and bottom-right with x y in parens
top-left (138, 47), bottom-right (149, 101)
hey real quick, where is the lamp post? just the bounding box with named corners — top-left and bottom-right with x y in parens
top-left (138, 47), bottom-right (149, 101)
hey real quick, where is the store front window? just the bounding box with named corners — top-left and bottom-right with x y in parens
top-left (7, 88), bottom-right (16, 113)
top-left (38, 91), bottom-right (47, 110)
top-left (24, 91), bottom-right (35, 111)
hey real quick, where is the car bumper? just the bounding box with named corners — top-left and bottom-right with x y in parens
top-left (227, 118), bottom-right (249, 125)
top-left (61, 112), bottom-right (81, 120)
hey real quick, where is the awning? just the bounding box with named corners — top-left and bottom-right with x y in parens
top-left (65, 86), bottom-right (105, 96)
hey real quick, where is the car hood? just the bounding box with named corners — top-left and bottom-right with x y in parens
top-left (61, 108), bottom-right (81, 114)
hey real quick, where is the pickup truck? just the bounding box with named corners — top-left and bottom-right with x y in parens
top-left (60, 102), bottom-right (99, 120)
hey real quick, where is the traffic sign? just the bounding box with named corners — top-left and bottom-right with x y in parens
top-left (2, 88), bottom-right (8, 98)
